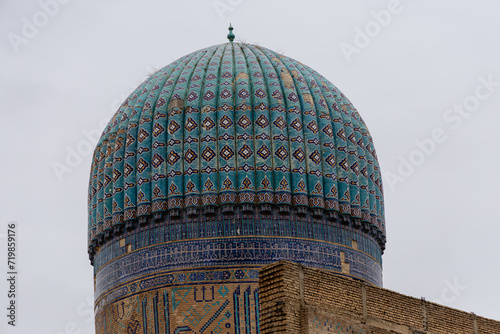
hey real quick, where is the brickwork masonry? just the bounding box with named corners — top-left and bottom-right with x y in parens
top-left (258, 261), bottom-right (500, 334)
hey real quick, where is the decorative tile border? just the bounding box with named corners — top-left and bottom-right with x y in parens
top-left (93, 216), bottom-right (383, 272)
top-left (95, 237), bottom-right (382, 301)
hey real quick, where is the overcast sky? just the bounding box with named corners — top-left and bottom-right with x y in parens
top-left (1, 0), bottom-right (500, 332)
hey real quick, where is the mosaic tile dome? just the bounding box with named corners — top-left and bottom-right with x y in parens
top-left (88, 41), bottom-right (386, 298)
top-left (88, 39), bottom-right (387, 333)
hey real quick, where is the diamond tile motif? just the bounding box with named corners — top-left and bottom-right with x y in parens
top-left (184, 167), bottom-right (198, 176)
top-left (287, 92), bottom-right (299, 102)
top-left (275, 165), bottom-right (290, 172)
top-left (309, 150), bottom-right (321, 165)
top-left (255, 102), bottom-right (268, 111)
top-left (203, 90), bottom-right (215, 101)
top-left (339, 158), bottom-right (348, 171)
top-left (151, 153), bottom-right (165, 168)
top-left (185, 118), bottom-right (197, 132)
top-left (237, 115), bottom-right (251, 129)
top-left (152, 123), bottom-right (165, 137)
top-left (256, 115), bottom-right (269, 128)
top-left (272, 91), bottom-right (283, 100)
top-left (290, 119), bottom-right (302, 131)
top-left (137, 147), bottom-right (149, 154)
top-left (185, 149), bottom-right (197, 164)
top-left (220, 89), bottom-right (231, 99)
top-left (202, 117), bottom-right (215, 131)
top-left (112, 169), bottom-right (121, 182)
top-left (255, 88), bottom-right (267, 99)
top-left (166, 170), bottom-right (181, 178)
top-left (257, 164), bottom-right (272, 172)
top-left (323, 124), bottom-right (334, 138)
top-left (201, 147), bottom-right (216, 162)
top-left (220, 165), bottom-right (235, 173)
top-left (257, 145), bottom-right (271, 159)
top-left (325, 154), bottom-right (335, 168)
top-left (220, 115), bottom-right (233, 129)
top-left (137, 158), bottom-right (148, 173)
top-left (293, 148), bottom-right (305, 162)
top-left (238, 144), bottom-right (253, 160)
top-left (273, 116), bottom-right (286, 130)
top-left (275, 146), bottom-right (288, 160)
top-left (237, 89), bottom-right (250, 99)
top-left (307, 121), bottom-right (318, 134)
top-left (124, 163), bottom-right (134, 177)
top-left (187, 92), bottom-right (198, 102)
top-left (220, 145), bottom-right (234, 160)
top-left (348, 133), bottom-right (356, 144)
top-left (126, 134), bottom-right (135, 147)
top-left (168, 121), bottom-right (181, 134)
top-left (351, 161), bottom-right (359, 175)
top-left (167, 151), bottom-right (180, 165)
top-left (152, 141), bottom-right (165, 149)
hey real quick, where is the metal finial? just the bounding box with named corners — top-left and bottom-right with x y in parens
top-left (227, 24), bottom-right (235, 42)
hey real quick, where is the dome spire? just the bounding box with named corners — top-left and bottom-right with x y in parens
top-left (227, 24), bottom-right (235, 42)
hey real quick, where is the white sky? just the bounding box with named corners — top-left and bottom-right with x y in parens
top-left (1, 0), bottom-right (499, 332)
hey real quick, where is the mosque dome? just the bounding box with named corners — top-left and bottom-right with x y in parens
top-left (88, 39), bottom-right (386, 288)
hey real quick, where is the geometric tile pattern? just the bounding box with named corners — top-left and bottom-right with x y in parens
top-left (94, 267), bottom-right (260, 334)
top-left (94, 236), bottom-right (383, 301)
top-left (88, 42), bottom-right (385, 252)
top-left (92, 212), bottom-right (383, 274)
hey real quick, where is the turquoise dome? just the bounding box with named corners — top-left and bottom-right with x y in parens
top-left (88, 42), bottom-right (386, 285)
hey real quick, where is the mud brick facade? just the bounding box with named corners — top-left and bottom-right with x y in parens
top-left (258, 261), bottom-right (500, 334)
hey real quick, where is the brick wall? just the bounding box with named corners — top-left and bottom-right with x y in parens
top-left (259, 261), bottom-right (500, 334)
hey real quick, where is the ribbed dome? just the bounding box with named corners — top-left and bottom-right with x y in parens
top-left (88, 43), bottom-right (386, 284)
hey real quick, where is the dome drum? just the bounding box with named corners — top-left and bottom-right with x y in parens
top-left (88, 208), bottom-right (385, 266)
top-left (91, 207), bottom-right (385, 293)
